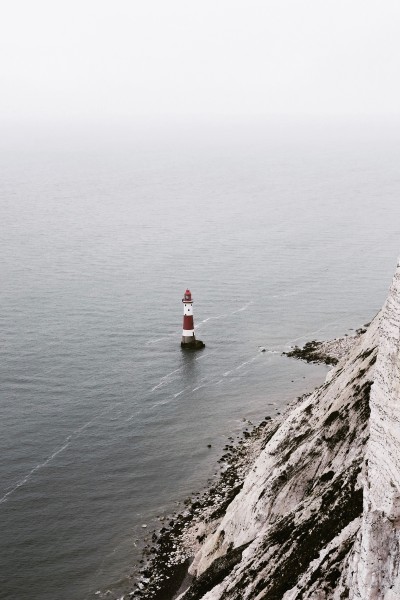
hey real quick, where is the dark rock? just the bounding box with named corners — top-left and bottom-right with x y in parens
top-left (181, 339), bottom-right (205, 350)
top-left (283, 340), bottom-right (339, 366)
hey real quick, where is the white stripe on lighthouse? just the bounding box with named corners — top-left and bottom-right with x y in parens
top-left (182, 329), bottom-right (195, 336)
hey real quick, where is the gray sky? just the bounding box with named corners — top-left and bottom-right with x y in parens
top-left (1, 0), bottom-right (400, 121)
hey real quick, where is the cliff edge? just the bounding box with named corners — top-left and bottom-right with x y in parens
top-left (177, 262), bottom-right (400, 600)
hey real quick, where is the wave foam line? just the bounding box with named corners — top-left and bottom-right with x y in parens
top-left (0, 403), bottom-right (120, 506)
top-left (0, 441), bottom-right (71, 505)
top-left (271, 290), bottom-right (301, 298)
top-left (286, 319), bottom-right (345, 347)
top-left (8, 323), bottom-right (266, 499)
top-left (151, 366), bottom-right (184, 391)
top-left (192, 385), bottom-right (205, 392)
top-left (150, 397), bottom-right (173, 410)
top-left (147, 300), bottom-right (252, 345)
top-left (2, 361), bottom-right (148, 505)
top-left (236, 360), bottom-right (250, 370)
top-left (230, 300), bottom-right (253, 314)
top-left (146, 332), bottom-right (178, 345)
top-left (3, 332), bottom-right (265, 505)
top-left (148, 348), bottom-right (263, 411)
top-left (195, 313), bottom-right (227, 329)
top-left (195, 352), bottom-right (211, 361)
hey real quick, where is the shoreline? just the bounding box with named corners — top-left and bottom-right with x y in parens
top-left (128, 329), bottom-right (363, 599)
top-left (282, 325), bottom-right (369, 366)
top-left (130, 414), bottom-right (282, 599)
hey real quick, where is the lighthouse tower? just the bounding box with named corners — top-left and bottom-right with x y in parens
top-left (181, 289), bottom-right (205, 349)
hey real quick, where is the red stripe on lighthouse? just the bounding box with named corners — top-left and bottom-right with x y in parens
top-left (183, 315), bottom-right (194, 330)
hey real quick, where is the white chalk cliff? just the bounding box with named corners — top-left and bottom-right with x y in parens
top-left (179, 262), bottom-right (400, 600)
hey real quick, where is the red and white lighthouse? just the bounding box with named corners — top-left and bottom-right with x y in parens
top-left (181, 289), bottom-right (205, 349)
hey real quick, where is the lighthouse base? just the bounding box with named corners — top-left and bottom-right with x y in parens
top-left (181, 339), bottom-right (205, 350)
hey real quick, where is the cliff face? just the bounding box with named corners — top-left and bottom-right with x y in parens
top-left (346, 264), bottom-right (400, 600)
top-left (179, 263), bottom-right (400, 600)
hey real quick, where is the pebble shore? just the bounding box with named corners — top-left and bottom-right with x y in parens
top-left (127, 415), bottom-right (280, 599)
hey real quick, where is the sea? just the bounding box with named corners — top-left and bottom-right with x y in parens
top-left (1, 117), bottom-right (400, 600)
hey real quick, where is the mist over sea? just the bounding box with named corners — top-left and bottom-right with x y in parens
top-left (1, 118), bottom-right (400, 600)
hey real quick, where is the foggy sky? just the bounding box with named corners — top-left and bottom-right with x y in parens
top-left (2, 0), bottom-right (400, 122)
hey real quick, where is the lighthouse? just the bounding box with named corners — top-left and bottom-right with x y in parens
top-left (181, 289), bottom-right (205, 349)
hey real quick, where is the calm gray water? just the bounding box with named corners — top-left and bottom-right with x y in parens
top-left (1, 118), bottom-right (400, 600)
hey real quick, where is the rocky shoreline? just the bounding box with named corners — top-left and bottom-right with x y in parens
top-left (125, 330), bottom-right (361, 600)
top-left (128, 414), bottom-right (281, 599)
top-left (114, 320), bottom-right (381, 600)
top-left (282, 325), bottom-right (370, 366)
